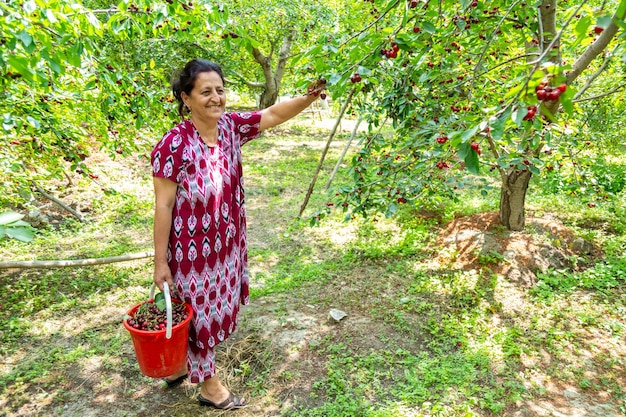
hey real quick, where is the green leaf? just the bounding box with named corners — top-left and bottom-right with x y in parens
top-left (457, 141), bottom-right (470, 160)
top-left (422, 22), bottom-right (436, 34)
top-left (0, 226), bottom-right (5, 239)
top-left (460, 125), bottom-right (479, 143)
top-left (6, 227), bottom-right (35, 242)
top-left (574, 15), bottom-right (592, 42)
top-left (597, 15), bottom-right (614, 28)
top-left (85, 11), bottom-right (103, 35)
top-left (385, 202), bottom-right (398, 218)
top-left (17, 30), bottom-right (35, 53)
top-left (45, 9), bottom-right (58, 24)
top-left (0, 211), bottom-right (24, 225)
top-left (26, 116), bottom-right (41, 129)
top-left (464, 148), bottom-right (480, 174)
top-left (512, 107), bottom-right (526, 126)
top-left (529, 165), bottom-right (540, 175)
top-left (154, 292), bottom-right (166, 311)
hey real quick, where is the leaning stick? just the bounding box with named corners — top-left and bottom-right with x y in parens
top-left (0, 250), bottom-right (154, 269)
top-left (325, 116), bottom-right (363, 190)
top-left (32, 182), bottom-right (86, 222)
top-left (298, 87), bottom-right (356, 218)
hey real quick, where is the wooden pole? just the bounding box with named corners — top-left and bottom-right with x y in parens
top-left (325, 116), bottom-right (362, 190)
top-left (0, 250), bottom-right (154, 269)
top-left (298, 87), bottom-right (356, 218)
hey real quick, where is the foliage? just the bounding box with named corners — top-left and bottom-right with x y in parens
top-left (299, 0), bottom-right (626, 224)
top-left (0, 0), bottom-right (334, 208)
top-left (0, 211), bottom-right (36, 241)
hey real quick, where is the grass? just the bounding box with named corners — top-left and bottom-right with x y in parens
top-left (1, 117), bottom-right (625, 416)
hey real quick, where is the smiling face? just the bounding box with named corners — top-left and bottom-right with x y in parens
top-left (181, 71), bottom-right (226, 124)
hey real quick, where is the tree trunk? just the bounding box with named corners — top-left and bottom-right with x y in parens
top-left (252, 30), bottom-right (295, 109)
top-left (259, 86), bottom-right (279, 109)
top-left (499, 169), bottom-right (532, 231)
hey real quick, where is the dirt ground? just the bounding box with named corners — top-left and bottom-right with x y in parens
top-left (4, 210), bottom-right (623, 417)
top-left (2, 116), bottom-right (624, 416)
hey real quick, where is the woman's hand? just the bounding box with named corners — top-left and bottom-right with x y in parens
top-left (153, 262), bottom-right (174, 293)
top-left (306, 78), bottom-right (327, 97)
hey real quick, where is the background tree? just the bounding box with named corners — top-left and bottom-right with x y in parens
top-left (305, 0), bottom-right (626, 230)
top-left (0, 0), bottom-right (334, 211)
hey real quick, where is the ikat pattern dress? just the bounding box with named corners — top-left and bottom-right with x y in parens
top-left (150, 112), bottom-right (262, 383)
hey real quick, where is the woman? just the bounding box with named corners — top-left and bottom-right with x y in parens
top-left (150, 58), bottom-right (325, 410)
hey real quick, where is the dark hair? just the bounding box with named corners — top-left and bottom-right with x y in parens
top-left (171, 59), bottom-right (225, 118)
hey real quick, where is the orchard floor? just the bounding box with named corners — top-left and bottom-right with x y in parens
top-left (1, 115), bottom-right (624, 417)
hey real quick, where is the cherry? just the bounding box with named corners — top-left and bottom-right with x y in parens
top-left (536, 89), bottom-right (547, 100)
top-left (523, 106), bottom-right (537, 121)
top-left (547, 90), bottom-right (560, 101)
top-left (593, 26), bottom-right (604, 35)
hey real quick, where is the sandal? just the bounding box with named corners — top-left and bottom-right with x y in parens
top-left (198, 391), bottom-right (246, 410)
top-left (163, 373), bottom-right (188, 388)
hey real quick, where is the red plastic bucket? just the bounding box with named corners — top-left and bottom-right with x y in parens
top-left (123, 297), bottom-right (193, 378)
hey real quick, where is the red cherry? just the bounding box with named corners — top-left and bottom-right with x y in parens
top-left (547, 90), bottom-right (561, 101)
top-left (557, 84), bottom-right (567, 92)
top-left (593, 26), bottom-right (604, 34)
top-left (413, 26), bottom-right (420, 33)
top-left (536, 89), bottom-right (547, 100)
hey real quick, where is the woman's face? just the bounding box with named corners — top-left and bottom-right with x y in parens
top-left (182, 71), bottom-right (226, 123)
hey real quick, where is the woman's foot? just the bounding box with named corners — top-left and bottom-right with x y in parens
top-left (198, 391), bottom-right (246, 409)
top-left (199, 377), bottom-right (246, 409)
top-left (163, 367), bottom-right (188, 387)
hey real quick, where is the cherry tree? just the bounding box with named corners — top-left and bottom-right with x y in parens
top-left (0, 0), bottom-right (333, 209)
top-left (304, 0), bottom-right (626, 230)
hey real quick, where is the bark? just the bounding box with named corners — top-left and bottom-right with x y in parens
top-left (252, 30), bottom-right (295, 109)
top-left (499, 169), bottom-right (532, 231)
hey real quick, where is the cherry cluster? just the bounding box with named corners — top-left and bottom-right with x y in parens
top-left (127, 301), bottom-right (189, 331)
top-left (350, 72), bottom-right (362, 83)
top-left (470, 141), bottom-right (481, 155)
top-left (381, 42), bottom-right (400, 59)
top-left (436, 135), bottom-right (448, 144)
top-left (436, 161), bottom-right (450, 169)
top-left (535, 81), bottom-right (566, 101)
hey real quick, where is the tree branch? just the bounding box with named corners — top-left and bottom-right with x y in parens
top-left (573, 44), bottom-right (618, 99)
top-left (566, 3), bottom-right (626, 84)
top-left (573, 82), bottom-right (626, 103)
top-left (32, 182), bottom-right (86, 222)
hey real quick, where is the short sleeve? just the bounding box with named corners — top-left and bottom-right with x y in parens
top-left (229, 111), bottom-right (262, 146)
top-left (151, 131), bottom-right (185, 183)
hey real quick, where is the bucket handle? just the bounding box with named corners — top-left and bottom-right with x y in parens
top-left (149, 282), bottom-right (173, 339)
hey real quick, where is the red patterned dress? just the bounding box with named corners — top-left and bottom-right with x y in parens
top-left (150, 112), bottom-right (262, 383)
